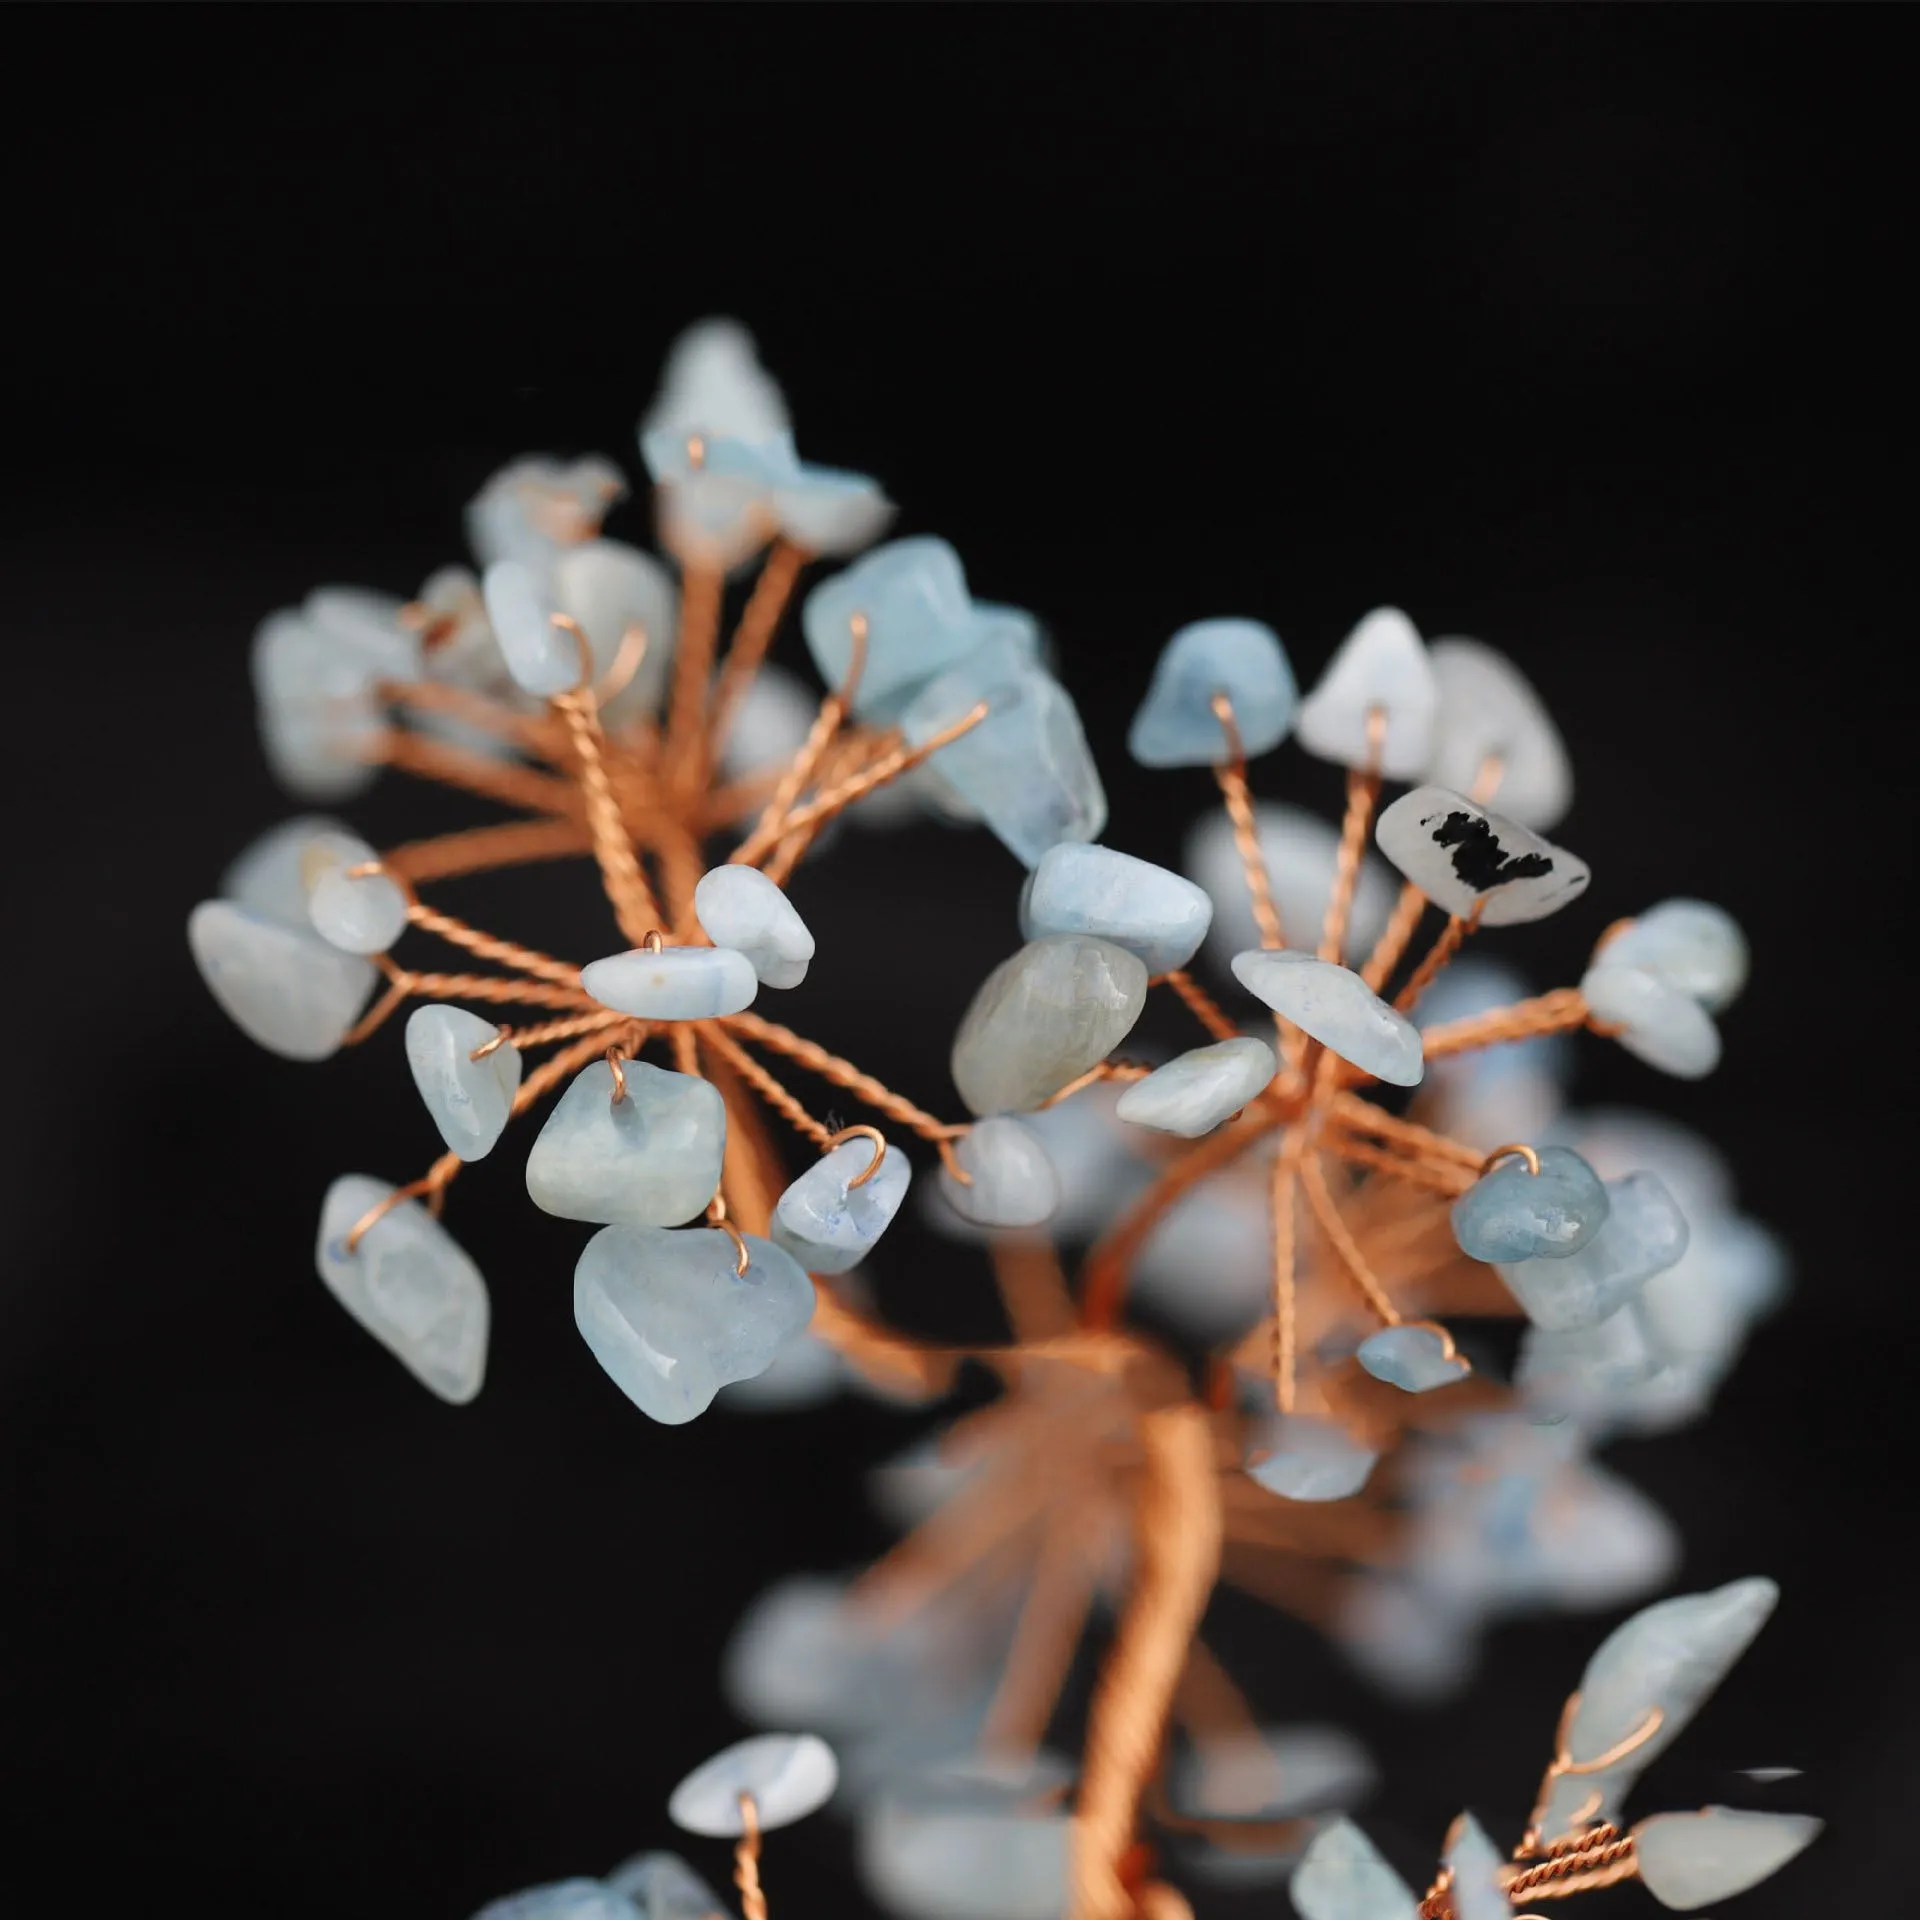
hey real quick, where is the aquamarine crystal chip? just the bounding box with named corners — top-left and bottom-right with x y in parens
top-left (771, 1140), bottom-right (911, 1275)
top-left (1289, 1816), bottom-right (1417, 1920)
top-left (950, 935), bottom-right (1148, 1115)
top-left (1633, 1807), bottom-right (1821, 1911)
top-left (1231, 949), bottom-right (1424, 1087)
top-left (1295, 607), bottom-right (1437, 782)
top-left (482, 558), bottom-right (583, 698)
top-left (1248, 1415), bottom-right (1380, 1503)
top-left (1499, 1171), bottom-right (1688, 1332)
top-left (581, 945), bottom-right (758, 1021)
top-left (1356, 1325), bottom-right (1470, 1393)
top-left (693, 866), bottom-right (814, 989)
top-left (1128, 618), bottom-right (1298, 768)
top-left (938, 1117), bottom-right (1061, 1227)
top-left (574, 1227), bottom-right (815, 1424)
top-left (188, 900), bottom-right (377, 1061)
top-left (525, 1060), bottom-right (726, 1225)
top-left (303, 830), bottom-right (408, 955)
top-left (1581, 962), bottom-right (1722, 1079)
top-left (802, 536), bottom-right (980, 718)
top-left (1424, 637), bottom-right (1573, 830)
top-left (220, 815), bottom-right (354, 927)
top-left (668, 1732), bottom-right (839, 1835)
top-left (1599, 900), bottom-right (1748, 1013)
top-left (315, 1174), bottom-right (489, 1404)
top-left (472, 1884), bottom-right (641, 1920)
top-left (605, 1853), bottom-right (725, 1920)
top-left (404, 1005), bottom-right (522, 1162)
top-left (1451, 1145), bottom-right (1608, 1263)
top-left (1115, 1037), bottom-right (1275, 1138)
top-left (553, 538), bottom-right (677, 704)
top-left (1443, 1813), bottom-right (1509, 1920)
top-left (1021, 843), bottom-right (1213, 975)
top-left (1376, 785), bottom-right (1590, 927)
top-left (769, 460), bottom-right (895, 557)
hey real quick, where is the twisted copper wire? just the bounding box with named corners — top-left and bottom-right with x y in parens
top-left (492, 1010), bottom-right (626, 1051)
top-left (370, 729), bottom-right (582, 815)
top-left (1319, 758), bottom-right (1382, 964)
top-left (1154, 968), bottom-right (1241, 1044)
top-left (1394, 910), bottom-right (1479, 1015)
top-left (1298, 1153), bottom-right (1401, 1325)
top-left (383, 969), bottom-right (593, 1012)
top-left (1327, 1095), bottom-right (1485, 1169)
top-left (666, 562), bottom-right (724, 794)
top-left (720, 1010), bottom-right (961, 1143)
top-left (1270, 1129), bottom-right (1306, 1412)
top-left (1359, 879), bottom-right (1429, 992)
top-left (383, 816), bottom-right (589, 885)
top-left (403, 901), bottom-right (584, 989)
top-left (553, 691), bottom-right (663, 943)
top-left (1411, 988), bottom-right (1590, 1063)
top-left (696, 1023), bottom-right (836, 1152)
top-left (734, 1793), bottom-right (768, 1920)
top-left (1502, 1827), bottom-right (1638, 1901)
top-left (708, 537), bottom-right (808, 758)
top-left (380, 676), bottom-right (558, 754)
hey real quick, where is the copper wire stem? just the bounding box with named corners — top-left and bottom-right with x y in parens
top-left (1270, 1128), bottom-right (1306, 1413)
top-left (1299, 1153), bottom-right (1401, 1325)
top-left (666, 562), bottom-right (725, 795)
top-left (708, 537), bottom-right (808, 762)
top-left (734, 1791), bottom-right (769, 1920)
top-left (1409, 988), bottom-right (1590, 1064)
top-left (1394, 909), bottom-right (1479, 1015)
top-left (382, 816), bottom-right (590, 885)
top-left (403, 901), bottom-right (583, 990)
top-left (719, 1011), bottom-right (964, 1144)
top-left (1153, 968), bottom-right (1241, 1044)
top-left (554, 689), bottom-right (664, 944)
top-left (368, 729), bottom-right (582, 816)
top-left (696, 1023), bottom-right (836, 1152)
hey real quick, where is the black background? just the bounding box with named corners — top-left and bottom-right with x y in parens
top-left (2, 10), bottom-right (1907, 1917)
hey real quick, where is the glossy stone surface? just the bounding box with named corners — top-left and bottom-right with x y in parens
top-left (1356, 1324), bottom-right (1470, 1393)
top-left (1425, 637), bottom-right (1573, 829)
top-left (303, 831), bottom-right (409, 955)
top-left (951, 935), bottom-right (1147, 1115)
top-left (803, 536), bottom-right (980, 719)
top-left (604, 1853), bottom-right (725, 1920)
top-left (1128, 617), bottom-right (1297, 767)
top-left (553, 538), bottom-right (677, 715)
top-left (526, 1060), bottom-right (726, 1225)
top-left (1295, 607), bottom-right (1437, 781)
top-left (575, 1227), bottom-right (814, 1424)
top-left (1289, 1817), bottom-right (1417, 1920)
top-left (771, 1140), bottom-right (911, 1275)
top-left (315, 1174), bottom-right (489, 1404)
top-left (581, 945), bottom-right (758, 1021)
top-left (1499, 1172), bottom-right (1689, 1332)
top-left (220, 815), bottom-right (353, 927)
top-left (1116, 1037), bottom-right (1275, 1137)
top-left (938, 1117), bottom-right (1062, 1227)
top-left (1451, 1145), bottom-right (1609, 1263)
top-left (669, 1732), bottom-right (839, 1836)
top-left (1581, 963), bottom-right (1722, 1079)
top-left (1600, 900), bottom-right (1748, 1013)
top-left (473, 1880), bottom-right (642, 1920)
top-left (405, 1005), bottom-right (522, 1161)
top-left (1021, 842), bottom-right (1213, 975)
top-left (1376, 785), bottom-right (1590, 926)
top-left (188, 900), bottom-right (376, 1061)
top-left (1443, 1813), bottom-right (1509, 1920)
top-left (693, 866), bottom-right (814, 989)
top-left (1633, 1807), bottom-right (1821, 1911)
top-left (1231, 949), bottom-right (1424, 1087)
top-left (1248, 1415), bottom-right (1380, 1503)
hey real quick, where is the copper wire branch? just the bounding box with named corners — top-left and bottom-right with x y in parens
top-left (554, 688), bottom-right (664, 942)
top-left (708, 538), bottom-right (809, 760)
top-left (1153, 969), bottom-right (1241, 1044)
top-left (383, 817), bottom-right (590, 885)
top-left (369, 728), bottom-right (584, 816)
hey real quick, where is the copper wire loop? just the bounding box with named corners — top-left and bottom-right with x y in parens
top-left (824, 1123), bottom-right (889, 1187)
top-left (1481, 1141), bottom-right (1543, 1177)
top-left (547, 609), bottom-right (596, 691)
top-left (342, 1172), bottom-right (446, 1256)
top-left (707, 1193), bottom-right (751, 1275)
top-left (642, 928), bottom-right (666, 951)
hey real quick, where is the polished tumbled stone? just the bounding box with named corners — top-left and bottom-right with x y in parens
top-left (1425, 637), bottom-right (1573, 830)
top-left (769, 459), bottom-right (895, 557)
top-left (1633, 1807), bottom-right (1821, 1912)
top-left (1443, 1813), bottom-right (1509, 1920)
top-left (693, 866), bottom-right (814, 989)
top-left (1581, 963), bottom-right (1722, 1079)
top-left (405, 1005), bottom-right (522, 1161)
top-left (1377, 785), bottom-right (1590, 926)
top-left (951, 935), bottom-right (1148, 1115)
top-left (1356, 1324), bottom-right (1471, 1393)
top-left (1022, 842), bottom-right (1213, 975)
top-left (1290, 1817), bottom-right (1418, 1920)
top-left (526, 1060), bottom-right (726, 1225)
top-left (1599, 900), bottom-right (1748, 1013)
top-left (188, 900), bottom-right (376, 1061)
top-left (581, 945), bottom-right (758, 1021)
top-left (303, 830), bottom-right (409, 955)
top-left (553, 537), bottom-right (677, 712)
top-left (315, 1174), bottom-right (489, 1404)
top-left (604, 1853), bottom-right (726, 1920)
top-left (1295, 607), bottom-right (1437, 781)
top-left (473, 1880), bottom-right (642, 1920)
top-left (803, 536), bottom-right (980, 719)
top-left (1248, 1415), bottom-right (1380, 1503)
top-left (1451, 1145), bottom-right (1609, 1263)
top-left (771, 1140), bottom-right (911, 1275)
top-left (221, 815), bottom-right (353, 927)
top-left (669, 1732), bottom-right (839, 1836)
top-left (1499, 1171), bottom-right (1688, 1332)
top-left (1231, 949), bottom-right (1424, 1087)
top-left (1116, 1037), bottom-right (1275, 1138)
top-left (1128, 617), bottom-right (1297, 768)
top-left (575, 1227), bottom-right (814, 1423)
top-left (302, 585), bottom-right (423, 680)
top-left (938, 1116), bottom-right (1062, 1227)
top-left (484, 557), bottom-right (589, 698)
top-left (862, 1792), bottom-right (1070, 1920)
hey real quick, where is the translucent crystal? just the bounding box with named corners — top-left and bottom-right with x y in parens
top-left (1499, 1172), bottom-right (1688, 1332)
top-left (580, 945), bottom-right (758, 1021)
top-left (1248, 1414), bottom-right (1379, 1503)
top-left (250, 609), bottom-right (384, 800)
top-left (645, 318), bottom-right (790, 448)
top-left (1231, 949), bottom-right (1424, 1087)
top-left (303, 830), bottom-right (408, 955)
top-left (1376, 785), bottom-right (1590, 926)
top-left (1115, 1037), bottom-right (1275, 1138)
top-left (1598, 899), bottom-right (1748, 1013)
top-left (693, 866), bottom-right (814, 989)
top-left (303, 585), bottom-right (422, 680)
top-left (604, 1852), bottom-right (725, 1920)
top-left (467, 455), bottom-right (625, 573)
top-left (1450, 1145), bottom-right (1609, 1263)
top-left (220, 815), bottom-right (353, 927)
top-left (1356, 1325), bottom-right (1470, 1393)
top-left (938, 1117), bottom-right (1061, 1227)
top-left (802, 536), bottom-right (980, 719)
top-left (481, 559), bottom-right (583, 698)
top-left (1581, 963), bottom-right (1722, 1079)
top-left (1424, 637), bottom-right (1572, 829)
top-left (525, 1060), bottom-right (726, 1226)
top-left (404, 1005), bottom-right (522, 1162)
top-left (472, 1880), bottom-right (642, 1920)
top-left (769, 462), bottom-right (896, 557)
top-left (553, 538), bottom-right (677, 713)
top-left (315, 1174), bottom-right (489, 1404)
top-left (1633, 1807), bottom-right (1821, 1911)
top-left (771, 1140), bottom-right (911, 1274)
top-left (668, 1732), bottom-right (838, 1836)
top-left (188, 900), bottom-right (376, 1061)
top-left (1127, 617), bottom-right (1297, 767)
top-left (860, 1790), bottom-right (1069, 1920)
top-left (950, 935), bottom-right (1148, 1115)
top-left (1289, 1816), bottom-right (1417, 1920)
top-left (574, 1227), bottom-right (815, 1424)
top-left (1442, 1814), bottom-right (1508, 1920)
top-left (1294, 607), bottom-right (1437, 781)
top-left (1021, 842), bottom-right (1213, 975)
top-left (1517, 1303), bottom-right (1668, 1425)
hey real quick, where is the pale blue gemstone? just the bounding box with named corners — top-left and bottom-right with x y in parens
top-left (466, 455), bottom-right (626, 574)
top-left (1022, 843), bottom-right (1213, 975)
top-left (315, 1174), bottom-right (489, 1404)
top-left (693, 866), bottom-right (814, 989)
top-left (1499, 1172), bottom-right (1688, 1332)
top-left (1443, 1813), bottom-right (1509, 1920)
top-left (938, 1117), bottom-right (1061, 1227)
top-left (303, 830), bottom-right (409, 955)
top-left (771, 1140), bottom-right (912, 1275)
top-left (862, 1793), bottom-right (1070, 1920)
top-left (525, 1060), bottom-right (726, 1225)
top-left (802, 536), bottom-right (980, 718)
top-left (605, 1853), bottom-right (726, 1920)
top-left (641, 429), bottom-right (790, 568)
top-left (404, 1005), bottom-right (522, 1162)
top-left (1425, 637), bottom-right (1572, 831)
top-left (1128, 618), bottom-right (1297, 768)
top-left (553, 538), bottom-right (678, 716)
top-left (473, 1881), bottom-right (642, 1920)
top-left (1581, 963), bottom-right (1722, 1078)
top-left (1451, 1146), bottom-right (1608, 1263)
top-left (188, 899), bottom-right (376, 1061)
top-left (668, 1732), bottom-right (839, 1835)
top-left (482, 559), bottom-right (583, 698)
top-left (574, 1227), bottom-right (815, 1424)
top-left (1356, 1325), bottom-right (1470, 1393)
top-left (1516, 1302), bottom-right (1666, 1422)
top-left (1230, 949), bottom-right (1424, 1087)
top-left (1633, 1807), bottom-right (1821, 1911)
top-left (1248, 1415), bottom-right (1379, 1503)
top-left (303, 586), bottom-right (423, 681)
top-left (769, 460), bottom-right (896, 558)
top-left (1289, 1816), bottom-right (1418, 1920)
top-left (1602, 900), bottom-right (1748, 1013)
top-left (1115, 1037), bottom-right (1275, 1138)
top-left (581, 945), bottom-right (758, 1020)
top-left (219, 815), bottom-right (353, 928)
top-left (251, 611), bottom-right (383, 800)
top-left (1295, 607), bottom-right (1438, 782)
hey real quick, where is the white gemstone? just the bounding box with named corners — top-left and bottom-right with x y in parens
top-left (1231, 949), bottom-right (1424, 1086)
top-left (553, 538), bottom-right (677, 718)
top-left (188, 900), bottom-right (376, 1061)
top-left (1598, 900), bottom-right (1748, 1013)
top-left (302, 585), bottom-right (422, 681)
top-left (604, 1853), bottom-right (723, 1920)
top-left (481, 559), bottom-right (584, 698)
top-left (939, 1117), bottom-right (1061, 1227)
top-left (1633, 1807), bottom-right (1821, 1911)
top-left (1021, 842), bottom-right (1213, 975)
top-left (1116, 1037), bottom-right (1275, 1137)
top-left (669, 1732), bottom-right (838, 1836)
top-left (472, 1880), bottom-right (642, 1920)
top-left (1424, 637), bottom-right (1572, 829)
top-left (404, 1005), bottom-right (522, 1162)
top-left (314, 1174), bottom-right (489, 1403)
top-left (465, 456), bottom-right (625, 573)
top-left (860, 1793), bottom-right (1069, 1920)
top-left (251, 609), bottom-right (385, 799)
top-left (644, 317), bottom-right (792, 447)
top-left (718, 663), bottom-right (819, 783)
top-left (1248, 1415), bottom-right (1379, 1503)
top-left (525, 1060), bottom-right (726, 1226)
top-left (771, 1142), bottom-right (911, 1275)
top-left (693, 867), bottom-right (814, 989)
top-left (1376, 785), bottom-right (1590, 926)
top-left (220, 815), bottom-right (353, 927)
top-left (1581, 964), bottom-right (1722, 1079)
top-left (581, 945), bottom-right (759, 1020)
top-left (1289, 1816), bottom-right (1418, 1920)
top-left (303, 830), bottom-right (408, 954)
top-left (1443, 1813), bottom-right (1509, 1920)
top-left (1295, 608), bottom-right (1437, 780)
top-left (771, 465), bottom-right (896, 557)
